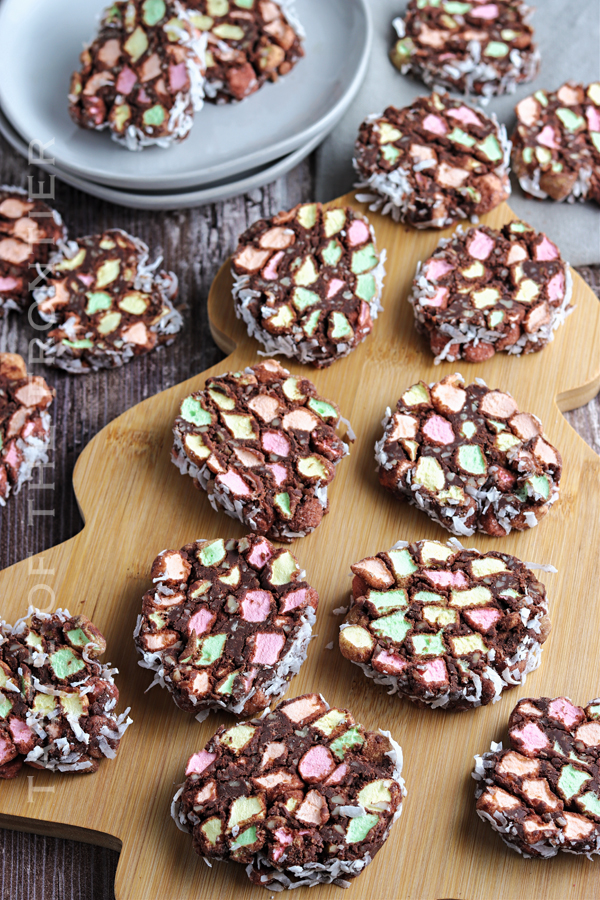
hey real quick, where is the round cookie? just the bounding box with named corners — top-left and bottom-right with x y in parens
top-left (375, 373), bottom-right (562, 537)
top-left (409, 221), bottom-right (573, 362)
top-left (390, 0), bottom-right (540, 98)
top-left (68, 0), bottom-right (206, 150)
top-left (474, 696), bottom-right (600, 857)
top-left (0, 187), bottom-right (66, 315)
top-left (354, 93), bottom-right (510, 228)
top-left (232, 203), bottom-right (385, 367)
top-left (172, 692), bottom-right (406, 889)
top-left (0, 354), bottom-right (55, 506)
top-left (33, 228), bottom-right (181, 373)
top-left (171, 359), bottom-right (352, 541)
top-left (135, 536), bottom-right (319, 719)
top-left (187, 0), bottom-right (304, 103)
top-left (0, 608), bottom-right (132, 778)
top-left (511, 81), bottom-right (600, 204)
top-left (339, 539), bottom-right (551, 711)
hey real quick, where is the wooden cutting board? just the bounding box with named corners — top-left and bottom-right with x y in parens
top-left (0, 195), bottom-right (599, 900)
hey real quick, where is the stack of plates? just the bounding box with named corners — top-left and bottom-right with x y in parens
top-left (0, 0), bottom-right (371, 210)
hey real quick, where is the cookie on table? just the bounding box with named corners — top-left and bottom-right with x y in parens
top-left (187, 0), bottom-right (304, 103)
top-left (354, 93), bottom-right (510, 229)
top-left (474, 697), bottom-right (600, 857)
top-left (0, 354), bottom-right (55, 507)
top-left (375, 373), bottom-right (562, 537)
top-left (0, 187), bottom-right (65, 315)
top-left (410, 221), bottom-right (573, 363)
top-left (232, 203), bottom-right (385, 367)
top-left (69, 0), bottom-right (206, 150)
top-left (171, 359), bottom-right (352, 541)
top-left (135, 536), bottom-right (318, 719)
top-left (172, 692), bottom-right (406, 889)
top-left (33, 228), bottom-right (182, 373)
top-left (390, 0), bottom-right (540, 98)
top-left (512, 81), bottom-right (600, 204)
top-left (339, 539), bottom-right (551, 711)
top-left (0, 608), bottom-right (131, 779)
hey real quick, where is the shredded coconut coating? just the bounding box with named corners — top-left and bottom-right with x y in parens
top-left (0, 608), bottom-right (131, 779)
top-left (390, 0), bottom-right (540, 98)
top-left (375, 373), bottom-right (562, 537)
top-left (172, 693), bottom-right (406, 889)
top-left (339, 538), bottom-right (550, 711)
top-left (473, 696), bottom-right (600, 858)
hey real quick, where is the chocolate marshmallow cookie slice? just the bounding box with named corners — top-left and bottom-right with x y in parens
top-left (512, 81), bottom-right (600, 205)
top-left (0, 608), bottom-right (131, 779)
top-left (474, 697), bottom-right (600, 857)
top-left (33, 228), bottom-right (181, 373)
top-left (410, 221), bottom-right (573, 362)
top-left (375, 373), bottom-right (562, 537)
top-left (69, 0), bottom-right (206, 150)
top-left (172, 693), bottom-right (406, 888)
top-left (0, 187), bottom-right (66, 315)
top-left (135, 536), bottom-right (318, 718)
top-left (339, 539), bottom-right (551, 711)
top-left (354, 93), bottom-right (510, 228)
top-left (232, 203), bottom-right (385, 367)
top-left (172, 359), bottom-right (352, 541)
top-left (391, 0), bottom-right (539, 98)
top-left (187, 0), bottom-right (304, 103)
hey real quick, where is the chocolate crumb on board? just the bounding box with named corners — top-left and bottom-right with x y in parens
top-left (232, 203), bottom-right (385, 367)
top-left (474, 696), bottom-right (600, 857)
top-left (0, 608), bottom-right (131, 779)
top-left (354, 92), bottom-right (510, 229)
top-left (171, 359), bottom-right (353, 541)
top-left (33, 228), bottom-right (182, 373)
top-left (390, 0), bottom-right (540, 98)
top-left (134, 535), bottom-right (318, 719)
top-left (339, 538), bottom-right (551, 711)
top-left (186, 0), bottom-right (304, 103)
top-left (68, 0), bottom-right (206, 150)
top-left (171, 692), bottom-right (406, 889)
top-left (511, 81), bottom-right (600, 205)
top-left (375, 374), bottom-right (562, 537)
top-left (409, 221), bottom-right (573, 362)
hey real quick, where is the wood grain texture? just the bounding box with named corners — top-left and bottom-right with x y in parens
top-left (0, 191), bottom-right (598, 900)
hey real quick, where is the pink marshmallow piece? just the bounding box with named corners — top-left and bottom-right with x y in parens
top-left (169, 62), bottom-right (188, 93)
top-left (241, 590), bottom-right (272, 623)
top-left (326, 278), bottom-right (345, 299)
top-left (263, 250), bottom-right (284, 281)
top-left (347, 219), bottom-right (370, 247)
top-left (262, 431), bottom-right (290, 457)
top-left (266, 462), bottom-right (287, 486)
top-left (422, 114), bottom-right (448, 136)
top-left (116, 66), bottom-right (137, 95)
top-left (587, 105), bottom-right (600, 133)
top-left (138, 87), bottom-right (151, 104)
top-left (425, 258), bottom-right (454, 281)
top-left (423, 414), bottom-right (455, 445)
top-left (77, 272), bottom-right (94, 288)
top-left (424, 570), bottom-right (468, 589)
top-left (464, 608), bottom-right (502, 631)
top-left (298, 745), bottom-right (335, 782)
top-left (0, 276), bottom-right (19, 292)
top-left (373, 649), bottom-right (408, 674)
top-left (242, 667), bottom-right (257, 691)
top-left (251, 632), bottom-right (285, 665)
top-left (537, 125), bottom-right (559, 149)
top-left (217, 469), bottom-right (251, 496)
top-left (8, 719), bottom-right (33, 748)
top-left (535, 236), bottom-right (559, 261)
top-left (511, 722), bottom-right (550, 754)
top-left (547, 270), bottom-right (565, 302)
top-left (4, 443), bottom-right (19, 468)
top-left (548, 698), bottom-right (583, 729)
top-left (324, 763), bottom-right (348, 786)
top-left (186, 750), bottom-right (216, 776)
top-left (468, 230), bottom-right (495, 260)
top-left (420, 658), bottom-right (448, 685)
top-left (280, 588), bottom-right (308, 614)
top-left (188, 607), bottom-right (216, 636)
top-left (247, 539), bottom-right (272, 568)
top-left (447, 105), bottom-right (482, 128)
top-left (421, 286), bottom-right (448, 308)
top-left (469, 3), bottom-right (498, 18)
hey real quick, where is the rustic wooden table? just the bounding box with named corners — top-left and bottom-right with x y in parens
top-left (0, 135), bottom-right (598, 899)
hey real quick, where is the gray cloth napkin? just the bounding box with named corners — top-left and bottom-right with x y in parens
top-left (316, 0), bottom-right (600, 265)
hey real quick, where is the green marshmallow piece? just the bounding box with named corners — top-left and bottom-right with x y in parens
top-left (444, 1), bottom-right (471, 12)
top-left (392, 37), bottom-right (414, 61)
top-left (387, 548), bottom-right (417, 578)
top-left (356, 273), bottom-right (376, 302)
top-left (217, 671), bottom-right (238, 695)
top-left (293, 287), bottom-right (320, 311)
top-left (448, 128), bottom-right (476, 147)
top-left (478, 134), bottom-right (503, 162)
top-left (528, 474), bottom-right (550, 500)
top-left (63, 339), bottom-right (94, 349)
top-left (181, 396), bottom-right (212, 426)
top-left (458, 444), bottom-right (487, 475)
top-left (351, 244), bottom-right (378, 275)
top-left (522, 146), bottom-right (534, 164)
top-left (484, 41), bottom-right (509, 58)
top-left (213, 23), bottom-right (244, 39)
top-left (461, 421), bottom-right (477, 439)
top-left (414, 590), bottom-right (444, 604)
top-left (143, 105), bottom-right (166, 127)
top-left (296, 204), bottom-right (318, 229)
top-left (202, 818), bottom-right (222, 845)
top-left (556, 108), bottom-right (585, 132)
top-left (414, 456), bottom-right (445, 491)
top-left (591, 133), bottom-right (600, 154)
top-left (330, 726), bottom-right (364, 760)
top-left (370, 612), bottom-right (411, 644)
top-left (418, 0), bottom-right (440, 5)
top-left (235, 0), bottom-right (254, 6)
top-left (402, 382), bottom-right (429, 406)
top-left (142, 0), bottom-right (166, 25)
top-left (367, 589), bottom-right (408, 612)
top-left (488, 310), bottom-right (505, 329)
top-left (66, 628), bottom-right (90, 648)
top-left (198, 634), bottom-right (227, 666)
top-left (381, 144), bottom-right (400, 164)
top-left (149, 612), bottom-right (166, 629)
top-left (588, 704), bottom-right (600, 720)
top-left (25, 632), bottom-right (43, 650)
top-left (308, 397), bottom-right (338, 420)
top-left (346, 813), bottom-right (379, 844)
top-left (222, 413), bottom-right (255, 439)
top-left (207, 0), bottom-right (229, 13)
top-left (509, 221), bottom-right (531, 233)
top-left (412, 632), bottom-right (445, 656)
top-left (232, 825), bottom-right (258, 849)
top-left (228, 795), bottom-right (263, 829)
top-left (322, 240), bottom-right (342, 267)
top-left (0, 693), bottom-right (12, 719)
top-left (324, 208), bottom-right (346, 237)
top-left (534, 90), bottom-right (548, 106)
top-left (450, 585), bottom-right (492, 608)
top-left (558, 764), bottom-right (590, 800)
top-left (330, 312), bottom-right (353, 340)
top-left (313, 709), bottom-right (347, 736)
top-left (200, 540), bottom-right (226, 567)
top-left (274, 492), bottom-right (291, 518)
top-left (85, 292), bottom-right (112, 315)
top-left (270, 551), bottom-right (298, 585)
top-left (50, 647), bottom-right (85, 679)
top-left (499, 589), bottom-right (521, 600)
top-left (464, 186), bottom-right (481, 203)
top-left (302, 309), bottom-right (321, 337)
top-left (221, 724), bottom-right (256, 752)
top-left (579, 792), bottom-right (600, 816)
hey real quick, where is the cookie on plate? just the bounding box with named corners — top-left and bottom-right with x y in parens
top-left (511, 81), bottom-right (600, 204)
top-left (172, 692), bottom-right (406, 889)
top-left (171, 359), bottom-right (352, 541)
top-left (69, 0), bottom-right (206, 150)
top-left (391, 0), bottom-right (540, 98)
top-left (409, 221), bottom-right (573, 362)
top-left (33, 228), bottom-right (182, 372)
top-left (135, 535), bottom-right (318, 719)
top-left (232, 203), bottom-right (385, 367)
top-left (474, 696), bottom-right (600, 857)
top-left (187, 0), bottom-right (304, 103)
top-left (375, 373), bottom-right (562, 537)
top-left (0, 608), bottom-right (131, 779)
top-left (339, 539), bottom-right (551, 711)
top-left (354, 93), bottom-right (510, 228)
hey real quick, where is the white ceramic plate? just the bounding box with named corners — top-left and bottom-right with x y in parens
top-left (0, 0), bottom-right (370, 190)
top-left (0, 103), bottom-right (324, 210)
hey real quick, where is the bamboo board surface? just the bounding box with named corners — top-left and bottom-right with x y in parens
top-left (0, 195), bottom-right (599, 900)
